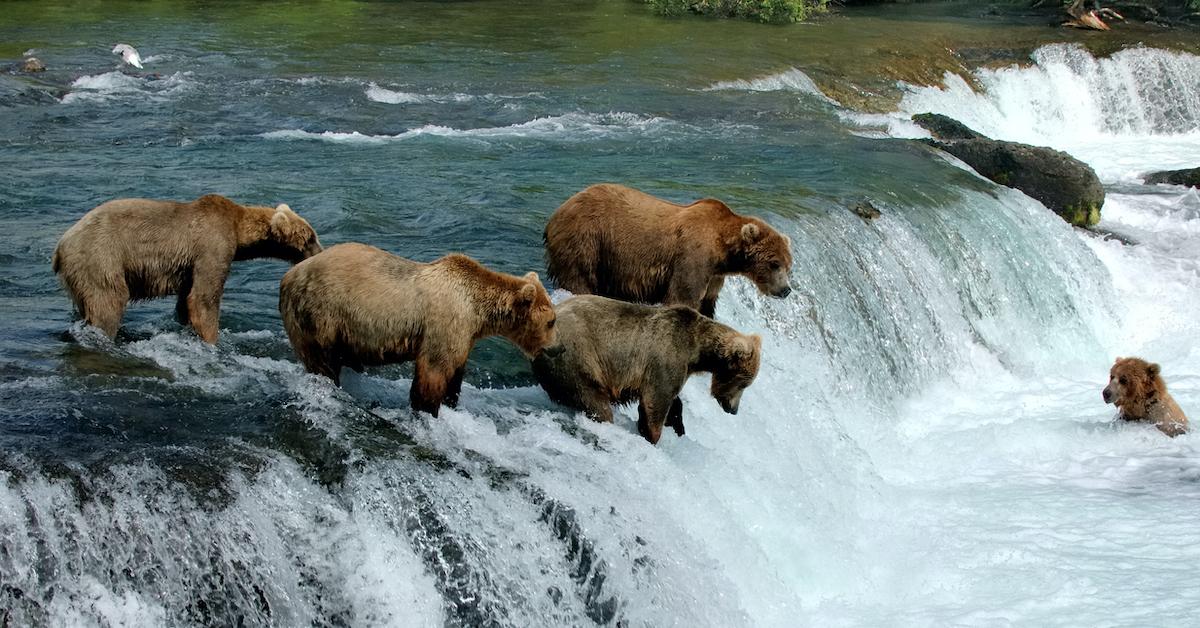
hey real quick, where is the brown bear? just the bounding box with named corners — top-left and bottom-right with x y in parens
top-left (531, 294), bottom-right (762, 444)
top-left (53, 194), bottom-right (322, 343)
top-left (543, 183), bottom-right (793, 318)
top-left (1103, 357), bottom-right (1189, 437)
top-left (278, 242), bottom-right (558, 416)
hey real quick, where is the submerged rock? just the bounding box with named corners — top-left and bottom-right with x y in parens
top-left (913, 113), bottom-right (1105, 227)
top-left (848, 199), bottom-right (881, 221)
top-left (1143, 166), bottom-right (1200, 188)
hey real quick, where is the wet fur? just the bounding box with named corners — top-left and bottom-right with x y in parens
top-left (278, 242), bottom-right (557, 416)
top-left (1104, 357), bottom-right (1189, 437)
top-left (53, 194), bottom-right (322, 343)
top-left (543, 184), bottom-right (793, 318)
top-left (531, 294), bottom-right (761, 444)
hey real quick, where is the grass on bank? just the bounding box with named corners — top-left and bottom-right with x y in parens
top-left (644, 0), bottom-right (829, 24)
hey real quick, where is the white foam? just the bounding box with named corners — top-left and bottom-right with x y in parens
top-left (365, 83), bottom-right (429, 104)
top-left (262, 112), bottom-right (680, 144)
top-left (705, 67), bottom-right (838, 105)
top-left (60, 71), bottom-right (194, 104)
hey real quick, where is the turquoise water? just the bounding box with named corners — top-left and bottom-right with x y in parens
top-left (3, 2), bottom-right (1200, 626)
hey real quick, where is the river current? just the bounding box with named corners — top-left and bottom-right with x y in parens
top-left (1, 3), bottom-right (1199, 626)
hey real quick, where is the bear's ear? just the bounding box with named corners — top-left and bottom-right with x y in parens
top-left (516, 282), bottom-right (538, 307)
top-left (728, 334), bottom-right (759, 361)
top-left (270, 210), bottom-right (293, 235)
top-left (741, 223), bottom-right (761, 244)
top-left (271, 210), bottom-right (289, 228)
top-left (523, 271), bottom-right (541, 285)
top-left (1148, 363), bottom-right (1161, 377)
top-left (275, 203), bottom-right (292, 213)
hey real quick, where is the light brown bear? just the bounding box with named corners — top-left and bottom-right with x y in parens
top-left (1103, 357), bottom-right (1189, 437)
top-left (53, 194), bottom-right (322, 343)
top-left (531, 294), bottom-right (762, 444)
top-left (278, 243), bottom-right (558, 416)
top-left (543, 183), bottom-right (794, 318)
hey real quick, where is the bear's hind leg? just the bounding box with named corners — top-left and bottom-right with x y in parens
top-left (80, 286), bottom-right (129, 339)
top-left (304, 352), bottom-right (342, 386)
top-left (411, 358), bottom-right (451, 418)
top-left (578, 387), bottom-right (614, 424)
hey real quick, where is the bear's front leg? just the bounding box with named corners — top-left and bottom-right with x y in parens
top-left (665, 397), bottom-right (685, 436)
top-left (175, 274), bottom-right (194, 324)
top-left (443, 364), bottom-right (468, 409)
top-left (411, 357), bottom-right (453, 417)
top-left (699, 276), bottom-right (725, 319)
top-left (665, 270), bottom-right (709, 313)
top-left (637, 390), bottom-right (680, 445)
top-left (187, 257), bottom-right (230, 344)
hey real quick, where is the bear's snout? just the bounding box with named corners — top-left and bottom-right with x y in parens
top-left (718, 392), bottom-right (742, 415)
top-left (1102, 387), bottom-right (1113, 404)
top-left (541, 343), bottom-right (565, 359)
top-left (774, 285), bottom-right (792, 298)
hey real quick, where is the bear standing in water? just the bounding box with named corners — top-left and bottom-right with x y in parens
top-left (1103, 357), bottom-right (1189, 437)
top-left (543, 183), bottom-right (793, 318)
top-left (53, 194), bottom-right (322, 343)
top-left (532, 295), bottom-right (761, 444)
top-left (279, 243), bottom-right (558, 416)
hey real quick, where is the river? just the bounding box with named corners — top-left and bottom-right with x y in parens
top-left (1, 1), bottom-right (1198, 626)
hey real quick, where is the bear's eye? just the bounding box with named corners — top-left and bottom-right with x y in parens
top-left (548, 319), bottom-right (556, 329)
top-left (1119, 377), bottom-right (1127, 385)
top-left (769, 261), bottom-right (781, 271)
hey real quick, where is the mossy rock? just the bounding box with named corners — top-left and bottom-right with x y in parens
top-left (1143, 166), bottom-right (1200, 188)
top-left (921, 138), bottom-right (1104, 227)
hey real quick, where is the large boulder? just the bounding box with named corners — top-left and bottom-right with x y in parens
top-left (1143, 167), bottom-right (1200, 188)
top-left (913, 114), bottom-right (1105, 227)
top-left (911, 112), bottom-right (986, 140)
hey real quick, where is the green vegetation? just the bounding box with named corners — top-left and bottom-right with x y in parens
top-left (644, 0), bottom-right (829, 24)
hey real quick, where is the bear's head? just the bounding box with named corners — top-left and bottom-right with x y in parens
top-left (1103, 356), bottom-right (1166, 418)
top-left (507, 271), bottom-right (559, 357)
top-left (267, 204), bottom-right (323, 263)
top-left (711, 332), bottom-right (762, 414)
top-left (736, 220), bottom-right (793, 300)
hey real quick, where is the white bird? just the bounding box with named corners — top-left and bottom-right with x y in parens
top-left (112, 44), bottom-right (143, 69)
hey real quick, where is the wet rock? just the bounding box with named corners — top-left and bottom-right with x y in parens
top-left (849, 199), bottom-right (881, 220)
top-left (914, 113), bottom-right (1105, 227)
top-left (912, 112), bottom-right (987, 140)
top-left (20, 57), bottom-right (46, 73)
top-left (1143, 166), bottom-right (1200, 188)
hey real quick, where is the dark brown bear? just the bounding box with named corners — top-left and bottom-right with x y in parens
top-left (53, 194), bottom-right (322, 343)
top-left (278, 243), bottom-right (558, 416)
top-left (543, 183), bottom-right (793, 318)
top-left (532, 294), bottom-right (761, 444)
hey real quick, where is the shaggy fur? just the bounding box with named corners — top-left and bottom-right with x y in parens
top-left (531, 294), bottom-right (761, 444)
top-left (543, 183), bottom-right (794, 318)
top-left (279, 243), bottom-right (557, 416)
top-left (53, 194), bottom-right (322, 343)
top-left (1103, 357), bottom-right (1189, 437)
